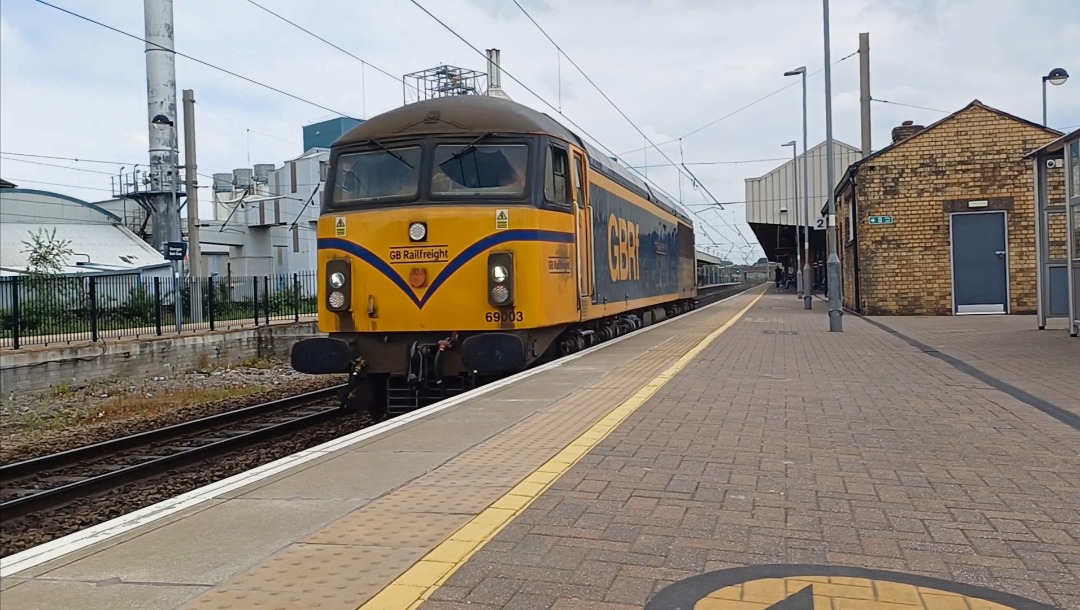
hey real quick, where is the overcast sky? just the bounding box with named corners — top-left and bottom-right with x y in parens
top-left (2, 0), bottom-right (1078, 263)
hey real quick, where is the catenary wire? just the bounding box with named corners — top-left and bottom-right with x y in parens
top-left (243, 0), bottom-right (419, 97)
top-left (406, 0), bottom-right (697, 212)
top-left (618, 50), bottom-right (859, 157)
top-left (30, 0), bottom-right (357, 118)
top-left (871, 98), bottom-right (948, 113)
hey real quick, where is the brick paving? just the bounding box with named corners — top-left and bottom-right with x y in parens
top-left (869, 314), bottom-right (1080, 417)
top-left (422, 294), bottom-right (1080, 610)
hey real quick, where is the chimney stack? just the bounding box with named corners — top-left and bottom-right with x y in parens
top-left (486, 49), bottom-right (502, 90)
top-left (891, 120), bottom-right (925, 144)
top-left (485, 49), bottom-right (512, 101)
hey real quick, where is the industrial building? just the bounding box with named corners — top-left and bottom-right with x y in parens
top-left (0, 182), bottom-right (169, 277)
top-left (200, 117), bottom-right (359, 278)
top-left (94, 116), bottom-right (361, 281)
top-left (835, 101), bottom-right (1063, 316)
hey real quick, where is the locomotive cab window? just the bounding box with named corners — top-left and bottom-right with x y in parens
top-left (545, 145), bottom-right (571, 208)
top-left (332, 145), bottom-right (421, 205)
top-left (431, 144), bottom-right (528, 197)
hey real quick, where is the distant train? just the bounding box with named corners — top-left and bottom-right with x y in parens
top-left (290, 95), bottom-right (697, 414)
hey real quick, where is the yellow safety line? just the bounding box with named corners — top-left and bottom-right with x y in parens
top-left (357, 288), bottom-right (766, 610)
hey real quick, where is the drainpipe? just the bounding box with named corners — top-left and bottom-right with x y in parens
top-left (850, 169), bottom-right (862, 313)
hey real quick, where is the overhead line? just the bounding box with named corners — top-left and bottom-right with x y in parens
top-left (509, 0), bottom-right (758, 253)
top-left (871, 98), bottom-right (948, 113)
top-left (407, 0), bottom-right (695, 212)
top-left (1, 156), bottom-right (120, 176)
top-left (31, 0), bottom-right (356, 118)
top-left (3, 177), bottom-right (115, 192)
top-left (619, 49), bottom-right (859, 157)
top-left (1, 152), bottom-right (137, 165)
top-left (629, 157), bottom-right (790, 169)
top-left (244, 0), bottom-right (419, 97)
top-left (509, 0), bottom-right (707, 210)
top-left (1, 151), bottom-right (216, 181)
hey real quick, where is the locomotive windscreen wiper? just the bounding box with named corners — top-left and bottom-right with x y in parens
top-left (368, 138), bottom-right (414, 169)
top-left (445, 132), bottom-right (498, 162)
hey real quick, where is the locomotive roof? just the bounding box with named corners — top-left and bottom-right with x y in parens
top-left (335, 95), bottom-right (691, 224)
top-left (336, 95), bottom-right (580, 144)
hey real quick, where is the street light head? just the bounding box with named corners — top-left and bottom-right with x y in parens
top-left (782, 141), bottom-right (796, 147)
top-left (1045, 67), bottom-right (1069, 86)
top-left (784, 66), bottom-right (807, 76)
top-left (151, 114), bottom-right (174, 127)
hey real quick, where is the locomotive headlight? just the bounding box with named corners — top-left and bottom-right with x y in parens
top-left (408, 222), bottom-right (427, 242)
top-left (491, 285), bottom-right (510, 304)
top-left (325, 259), bottom-right (351, 312)
top-left (487, 252), bottom-right (514, 307)
top-left (328, 291), bottom-right (346, 309)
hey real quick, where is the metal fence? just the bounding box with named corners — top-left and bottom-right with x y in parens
top-left (0, 271), bottom-right (319, 350)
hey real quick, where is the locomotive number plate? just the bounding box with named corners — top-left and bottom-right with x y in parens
top-left (485, 311), bottom-right (524, 323)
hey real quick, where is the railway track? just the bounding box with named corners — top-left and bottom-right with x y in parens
top-left (694, 282), bottom-right (753, 307)
top-left (0, 385), bottom-right (347, 520)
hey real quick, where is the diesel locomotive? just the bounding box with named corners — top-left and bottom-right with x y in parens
top-left (290, 94), bottom-right (697, 414)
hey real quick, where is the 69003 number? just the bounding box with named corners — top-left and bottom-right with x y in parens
top-left (485, 311), bottom-right (524, 323)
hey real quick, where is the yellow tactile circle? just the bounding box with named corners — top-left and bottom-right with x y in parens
top-left (696, 577), bottom-right (1014, 609)
top-left (646, 565), bottom-right (1054, 610)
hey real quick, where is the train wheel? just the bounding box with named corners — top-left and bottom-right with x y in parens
top-left (558, 335), bottom-right (577, 357)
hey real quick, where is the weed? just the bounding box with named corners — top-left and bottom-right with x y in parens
top-left (51, 380), bottom-right (73, 396)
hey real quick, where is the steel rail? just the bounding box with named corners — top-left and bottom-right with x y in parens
top-left (0, 385), bottom-right (346, 519)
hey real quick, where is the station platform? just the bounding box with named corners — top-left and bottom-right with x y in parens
top-left (2, 287), bottom-right (1078, 610)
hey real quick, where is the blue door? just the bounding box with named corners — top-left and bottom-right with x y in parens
top-left (951, 212), bottom-right (1008, 314)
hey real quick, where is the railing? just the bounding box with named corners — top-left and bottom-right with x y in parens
top-left (0, 271), bottom-right (319, 350)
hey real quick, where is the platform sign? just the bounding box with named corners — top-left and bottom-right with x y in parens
top-left (646, 565), bottom-right (1053, 610)
top-left (814, 216), bottom-right (826, 231)
top-left (165, 242), bottom-right (187, 261)
top-left (868, 215), bottom-right (894, 226)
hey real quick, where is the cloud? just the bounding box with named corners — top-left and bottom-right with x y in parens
top-left (2, 0), bottom-right (1078, 263)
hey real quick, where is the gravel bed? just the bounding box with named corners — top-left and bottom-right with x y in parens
top-left (0, 361), bottom-right (349, 464)
top-left (1, 409), bottom-right (375, 558)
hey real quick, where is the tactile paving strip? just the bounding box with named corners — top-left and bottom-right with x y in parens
top-left (181, 294), bottom-right (754, 610)
top-left (303, 512), bottom-right (472, 548)
top-left (187, 544), bottom-right (420, 610)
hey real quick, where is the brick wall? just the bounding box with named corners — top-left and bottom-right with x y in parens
top-left (837, 103), bottom-right (1063, 315)
top-left (0, 321), bottom-right (319, 394)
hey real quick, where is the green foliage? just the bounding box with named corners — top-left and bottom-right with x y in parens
top-left (21, 227), bottom-right (74, 276)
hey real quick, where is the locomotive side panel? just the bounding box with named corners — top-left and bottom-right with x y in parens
top-left (677, 219), bottom-right (698, 299)
top-left (588, 179), bottom-right (682, 313)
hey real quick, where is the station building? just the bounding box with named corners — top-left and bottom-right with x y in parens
top-left (745, 140), bottom-right (862, 292)
top-left (834, 100), bottom-right (1064, 316)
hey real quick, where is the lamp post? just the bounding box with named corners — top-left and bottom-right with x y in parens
top-left (782, 140), bottom-right (801, 297)
top-left (151, 113), bottom-right (182, 333)
top-left (1042, 68), bottom-right (1069, 126)
top-left (785, 65), bottom-right (812, 310)
top-left (822, 0), bottom-right (842, 331)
